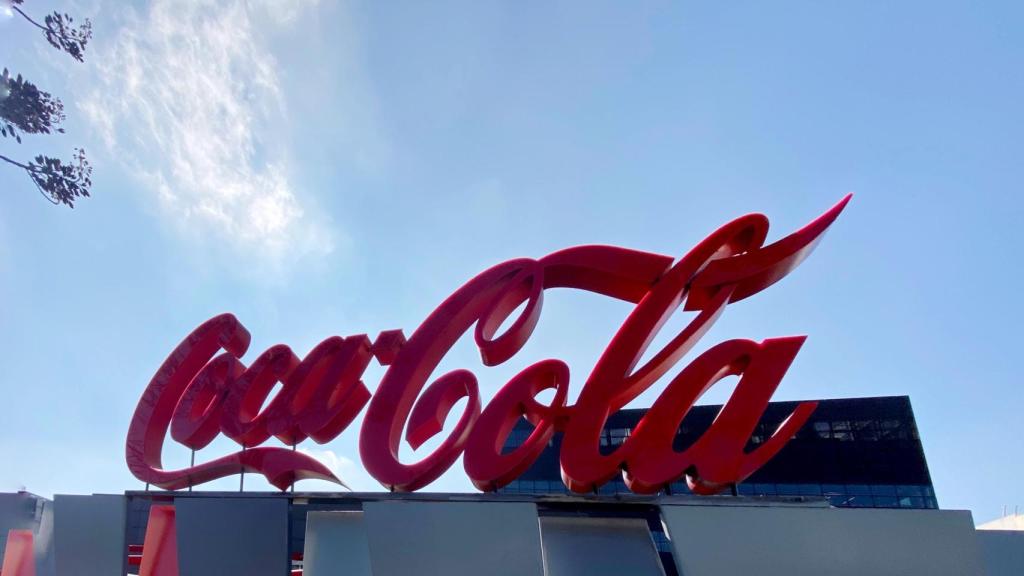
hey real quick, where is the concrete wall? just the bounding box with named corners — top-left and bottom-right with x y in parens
top-left (661, 503), bottom-right (985, 576)
top-left (978, 513), bottom-right (1024, 530)
top-left (977, 530), bottom-right (1024, 576)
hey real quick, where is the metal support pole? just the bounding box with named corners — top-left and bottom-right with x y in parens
top-left (290, 444), bottom-right (296, 493)
top-left (189, 450), bottom-right (195, 492)
top-left (240, 446), bottom-right (246, 492)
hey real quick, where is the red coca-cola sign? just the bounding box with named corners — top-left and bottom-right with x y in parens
top-left (126, 195), bottom-right (851, 494)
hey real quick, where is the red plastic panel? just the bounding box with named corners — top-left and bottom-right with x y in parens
top-left (139, 505), bottom-right (179, 576)
top-left (1, 530), bottom-right (35, 576)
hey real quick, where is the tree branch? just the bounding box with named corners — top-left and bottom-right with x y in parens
top-left (11, 6), bottom-right (92, 62)
top-left (0, 152), bottom-right (30, 170)
top-left (11, 7), bottom-right (48, 33)
top-left (0, 152), bottom-right (83, 206)
top-left (0, 152), bottom-right (58, 204)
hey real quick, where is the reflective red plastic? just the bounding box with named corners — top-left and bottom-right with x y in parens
top-left (126, 195), bottom-right (851, 494)
top-left (1, 530), bottom-right (35, 576)
top-left (139, 505), bottom-right (179, 576)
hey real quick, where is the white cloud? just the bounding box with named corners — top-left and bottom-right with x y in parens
top-left (255, 0), bottom-right (321, 24)
top-left (80, 0), bottom-right (331, 261)
top-left (298, 447), bottom-right (363, 490)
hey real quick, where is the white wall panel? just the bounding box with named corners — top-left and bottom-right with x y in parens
top-left (363, 501), bottom-right (544, 576)
top-left (302, 511), bottom-right (371, 576)
top-left (661, 504), bottom-right (985, 576)
top-left (539, 516), bottom-right (666, 576)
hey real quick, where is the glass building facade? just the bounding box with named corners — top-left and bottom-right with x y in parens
top-left (497, 395), bottom-right (938, 510)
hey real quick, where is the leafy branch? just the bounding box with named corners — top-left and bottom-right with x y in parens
top-left (0, 149), bottom-right (92, 208)
top-left (0, 68), bottom-right (66, 142)
top-left (1, 1), bottom-right (94, 208)
top-left (9, 0), bottom-right (93, 62)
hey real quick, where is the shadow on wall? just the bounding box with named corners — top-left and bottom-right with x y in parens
top-left (0, 492), bottom-right (54, 576)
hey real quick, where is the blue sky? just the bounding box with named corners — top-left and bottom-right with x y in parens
top-left (1, 1), bottom-right (1021, 523)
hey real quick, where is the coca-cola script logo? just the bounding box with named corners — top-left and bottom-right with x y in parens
top-left (127, 195), bottom-right (851, 494)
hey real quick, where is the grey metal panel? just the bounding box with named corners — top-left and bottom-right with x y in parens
top-left (362, 501), bottom-right (544, 576)
top-left (302, 511), bottom-right (371, 576)
top-left (977, 530), bottom-right (1024, 576)
top-left (661, 504), bottom-right (985, 576)
top-left (53, 494), bottom-right (126, 576)
top-left (175, 496), bottom-right (289, 576)
top-left (539, 516), bottom-right (666, 576)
